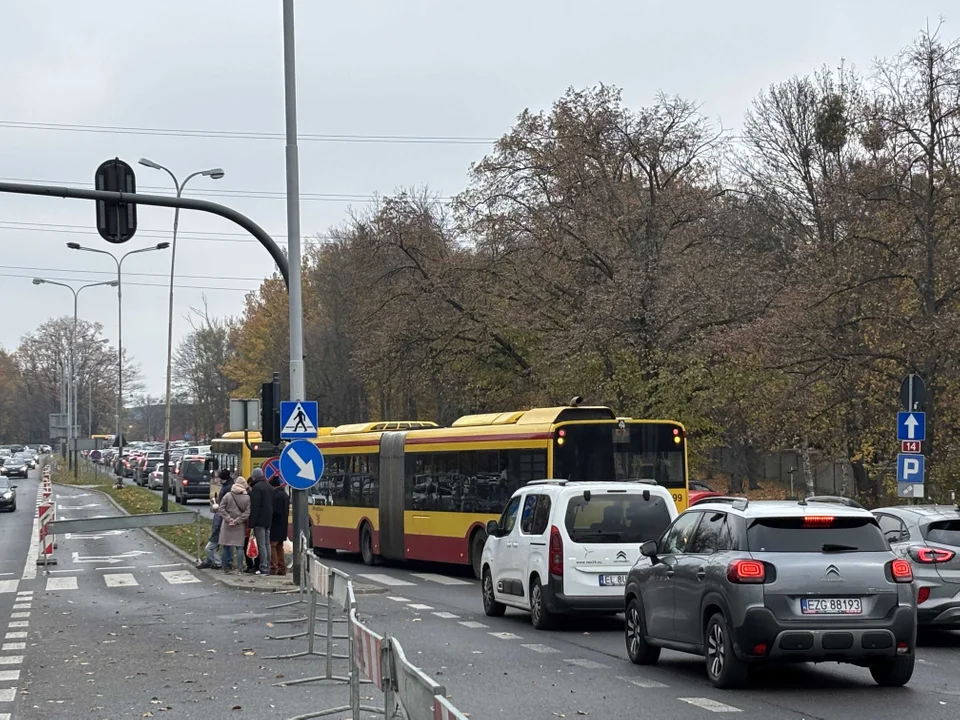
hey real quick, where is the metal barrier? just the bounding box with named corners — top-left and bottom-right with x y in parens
top-left (272, 541), bottom-right (471, 720)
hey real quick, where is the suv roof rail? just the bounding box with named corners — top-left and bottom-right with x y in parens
top-left (690, 495), bottom-right (749, 510)
top-left (803, 495), bottom-right (864, 510)
top-left (525, 479), bottom-right (568, 486)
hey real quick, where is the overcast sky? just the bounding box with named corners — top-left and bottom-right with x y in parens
top-left (0, 1), bottom-right (949, 397)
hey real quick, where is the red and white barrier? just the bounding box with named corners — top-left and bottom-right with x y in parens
top-left (38, 499), bottom-right (56, 558)
top-left (434, 695), bottom-right (469, 720)
top-left (352, 620), bottom-right (383, 691)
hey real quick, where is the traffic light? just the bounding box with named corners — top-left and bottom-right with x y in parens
top-left (261, 372), bottom-right (281, 446)
top-left (94, 158), bottom-right (138, 243)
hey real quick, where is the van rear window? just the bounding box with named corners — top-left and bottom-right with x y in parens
top-left (746, 517), bottom-right (887, 552)
top-left (564, 494), bottom-right (671, 544)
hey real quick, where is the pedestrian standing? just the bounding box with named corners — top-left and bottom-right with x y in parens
top-left (248, 468), bottom-right (274, 575)
top-left (269, 477), bottom-right (290, 576)
top-left (198, 468), bottom-right (235, 569)
top-left (218, 476), bottom-right (250, 573)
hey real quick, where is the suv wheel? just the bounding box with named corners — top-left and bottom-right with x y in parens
top-left (530, 577), bottom-right (554, 630)
top-left (482, 569), bottom-right (506, 617)
top-left (705, 613), bottom-right (748, 688)
top-left (625, 598), bottom-right (660, 665)
top-left (869, 654), bottom-right (915, 687)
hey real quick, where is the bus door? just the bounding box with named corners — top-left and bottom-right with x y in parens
top-left (378, 431), bottom-right (407, 561)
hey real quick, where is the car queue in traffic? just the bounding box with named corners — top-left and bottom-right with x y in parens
top-left (479, 478), bottom-right (960, 690)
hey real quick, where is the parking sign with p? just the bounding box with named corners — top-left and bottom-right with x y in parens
top-left (896, 453), bottom-right (925, 483)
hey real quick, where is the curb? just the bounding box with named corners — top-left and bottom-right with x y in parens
top-left (50, 479), bottom-right (386, 596)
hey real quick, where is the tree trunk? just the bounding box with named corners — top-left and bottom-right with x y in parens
top-left (800, 444), bottom-right (816, 497)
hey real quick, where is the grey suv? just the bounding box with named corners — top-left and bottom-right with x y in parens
top-left (874, 504), bottom-right (960, 628)
top-left (623, 496), bottom-right (917, 688)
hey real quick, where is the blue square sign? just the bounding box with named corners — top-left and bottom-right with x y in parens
top-left (897, 411), bottom-right (925, 442)
top-left (280, 401), bottom-right (319, 439)
top-left (896, 453), bottom-right (925, 483)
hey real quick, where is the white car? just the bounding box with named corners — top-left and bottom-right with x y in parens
top-left (480, 479), bottom-right (679, 629)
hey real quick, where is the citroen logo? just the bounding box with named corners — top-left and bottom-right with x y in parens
top-left (616, 551), bottom-right (628, 561)
top-left (821, 564), bottom-right (843, 583)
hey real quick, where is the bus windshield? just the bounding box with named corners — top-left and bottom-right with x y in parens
top-left (552, 423), bottom-right (685, 487)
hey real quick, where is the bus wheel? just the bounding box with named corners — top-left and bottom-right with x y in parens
top-left (360, 524), bottom-right (377, 566)
top-left (469, 529), bottom-right (486, 580)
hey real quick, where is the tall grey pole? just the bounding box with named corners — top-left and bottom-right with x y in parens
top-left (72, 290), bottom-right (79, 480)
top-left (161, 182), bottom-right (183, 513)
top-left (116, 259), bottom-right (123, 462)
top-left (283, 0), bottom-right (309, 585)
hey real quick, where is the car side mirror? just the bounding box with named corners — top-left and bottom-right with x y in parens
top-left (641, 540), bottom-right (659, 562)
top-left (11, 485), bottom-right (17, 489)
top-left (486, 520), bottom-right (500, 538)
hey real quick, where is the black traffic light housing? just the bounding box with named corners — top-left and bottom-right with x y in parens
top-left (261, 372), bottom-right (281, 446)
top-left (94, 158), bottom-right (138, 243)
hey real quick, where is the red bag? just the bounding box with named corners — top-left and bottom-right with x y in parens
top-left (246, 534), bottom-right (259, 559)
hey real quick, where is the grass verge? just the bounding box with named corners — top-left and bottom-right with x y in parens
top-left (49, 459), bottom-right (210, 559)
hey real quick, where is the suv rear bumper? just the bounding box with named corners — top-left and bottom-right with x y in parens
top-left (543, 575), bottom-right (623, 614)
top-left (731, 606), bottom-right (915, 662)
top-left (918, 601), bottom-right (960, 628)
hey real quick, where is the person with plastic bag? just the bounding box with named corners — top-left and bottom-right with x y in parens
top-left (247, 468), bottom-right (273, 575)
top-left (218, 476), bottom-right (250, 574)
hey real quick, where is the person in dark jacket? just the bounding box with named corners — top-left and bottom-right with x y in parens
top-left (247, 468), bottom-right (274, 574)
top-left (269, 477), bottom-right (290, 576)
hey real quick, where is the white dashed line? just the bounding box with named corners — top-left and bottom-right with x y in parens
top-left (522, 643), bottom-right (561, 653)
top-left (103, 573), bottom-right (139, 588)
top-left (0, 671), bottom-right (19, 682)
top-left (617, 676), bottom-right (669, 688)
top-left (0, 644), bottom-right (24, 652)
top-left (11, 605), bottom-right (29, 612)
top-left (45, 576), bottom-right (78, 591)
top-left (0, 658), bottom-right (21, 666)
top-left (387, 597), bottom-right (411, 603)
top-left (148, 564), bottom-right (183, 569)
top-left (8, 615), bottom-right (27, 620)
top-left (359, 574), bottom-right (416, 587)
top-left (407, 604), bottom-right (434, 611)
top-left (432, 612), bottom-right (460, 619)
top-left (410, 573), bottom-right (472, 586)
top-left (0, 688), bottom-right (13, 702)
top-left (488, 632), bottom-right (521, 640)
top-left (7, 622), bottom-right (27, 629)
top-left (4, 633), bottom-right (26, 641)
top-left (160, 571), bottom-right (200, 585)
top-left (678, 698), bottom-right (742, 713)
top-left (565, 658), bottom-right (608, 669)
top-left (458, 621), bottom-right (488, 629)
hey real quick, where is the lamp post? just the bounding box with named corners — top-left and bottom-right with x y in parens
top-left (67, 242), bottom-right (170, 473)
top-left (33, 278), bottom-right (119, 478)
top-left (138, 158), bottom-right (224, 511)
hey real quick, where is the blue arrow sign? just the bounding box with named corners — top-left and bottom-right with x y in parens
top-left (279, 440), bottom-right (324, 491)
top-left (897, 453), bottom-right (925, 483)
top-left (897, 411), bottom-right (926, 442)
top-left (280, 400), bottom-right (319, 439)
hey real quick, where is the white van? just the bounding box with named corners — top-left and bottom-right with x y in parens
top-left (480, 479), bottom-right (678, 629)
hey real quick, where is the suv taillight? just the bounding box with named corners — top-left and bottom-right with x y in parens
top-left (727, 559), bottom-right (766, 583)
top-left (889, 558), bottom-right (914, 583)
top-left (182, 479), bottom-right (189, 486)
top-left (549, 526), bottom-right (563, 577)
top-left (909, 547), bottom-right (956, 564)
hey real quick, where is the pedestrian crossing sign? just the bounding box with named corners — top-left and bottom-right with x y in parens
top-left (280, 400), bottom-right (319, 439)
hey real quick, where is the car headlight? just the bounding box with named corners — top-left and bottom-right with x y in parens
top-left (2, 492), bottom-right (11, 499)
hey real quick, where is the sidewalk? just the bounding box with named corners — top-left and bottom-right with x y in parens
top-left (205, 567), bottom-right (384, 595)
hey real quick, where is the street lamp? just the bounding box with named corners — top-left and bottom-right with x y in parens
top-left (67, 241), bottom-right (170, 469)
top-left (33, 277), bottom-right (119, 479)
top-left (139, 158), bottom-right (224, 511)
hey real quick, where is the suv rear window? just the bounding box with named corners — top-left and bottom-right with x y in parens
top-left (923, 519), bottom-right (960, 546)
top-left (181, 460), bottom-right (205, 481)
top-left (564, 493), bottom-right (671, 544)
top-left (746, 517), bottom-right (887, 552)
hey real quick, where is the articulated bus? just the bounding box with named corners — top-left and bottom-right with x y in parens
top-left (206, 406), bottom-right (690, 578)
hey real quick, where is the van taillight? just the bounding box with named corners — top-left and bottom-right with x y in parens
top-left (549, 526), bottom-right (563, 577)
top-left (727, 559), bottom-right (766, 583)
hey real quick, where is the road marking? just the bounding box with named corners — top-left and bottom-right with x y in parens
top-left (678, 698), bottom-right (742, 713)
top-left (45, 576), bottom-right (78, 591)
top-left (0, 574), bottom-right (13, 578)
top-left (161, 571), bottom-right (200, 585)
top-left (47, 569), bottom-right (83, 574)
top-left (96, 566), bottom-right (135, 571)
top-left (0, 689), bottom-right (13, 702)
top-left (410, 573), bottom-right (472, 586)
top-left (0, 645), bottom-right (24, 652)
top-left (22, 500), bottom-right (40, 580)
top-left (104, 573), bottom-right (138, 588)
top-left (406, 604), bottom-right (434, 611)
top-left (11, 606), bottom-right (29, 612)
top-left (148, 564), bottom-right (183, 569)
top-left (0, 671), bottom-right (19, 682)
top-left (0, 582), bottom-right (18, 595)
top-left (7, 623), bottom-right (27, 629)
top-left (565, 658), bottom-right (608, 669)
top-left (458, 621), bottom-right (488, 629)
top-left (387, 597), bottom-right (411, 603)
top-left (4, 634), bottom-right (26, 641)
top-left (359, 573), bottom-right (415, 587)
top-left (432, 612), bottom-right (460, 619)
top-left (489, 632), bottom-right (521, 640)
top-left (522, 643), bottom-right (561, 654)
top-left (0, 658), bottom-right (21, 667)
top-left (8, 615), bottom-right (26, 621)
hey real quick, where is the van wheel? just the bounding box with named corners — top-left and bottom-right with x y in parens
top-left (625, 598), bottom-right (660, 664)
top-left (360, 525), bottom-right (377, 566)
top-left (530, 577), bottom-right (554, 630)
top-left (469, 530), bottom-right (486, 580)
top-left (869, 654), bottom-right (915, 686)
top-left (705, 613), bottom-right (748, 688)
top-left (482, 568), bottom-right (506, 617)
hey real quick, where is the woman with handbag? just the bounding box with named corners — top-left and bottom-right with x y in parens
top-left (218, 477), bottom-right (250, 574)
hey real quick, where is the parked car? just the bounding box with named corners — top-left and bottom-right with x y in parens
top-left (874, 504), bottom-right (960, 629)
top-left (174, 455), bottom-right (212, 504)
top-left (689, 480), bottom-right (724, 506)
top-left (481, 479), bottom-right (678, 629)
top-left (624, 495), bottom-right (916, 688)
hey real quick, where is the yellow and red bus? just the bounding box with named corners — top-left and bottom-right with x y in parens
top-left (311, 405), bottom-right (689, 578)
top-left (209, 432), bottom-right (276, 495)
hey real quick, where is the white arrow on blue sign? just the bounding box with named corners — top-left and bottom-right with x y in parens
top-left (896, 453), bottom-right (925, 483)
top-left (896, 411), bottom-right (926, 442)
top-left (279, 439), bottom-right (325, 491)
